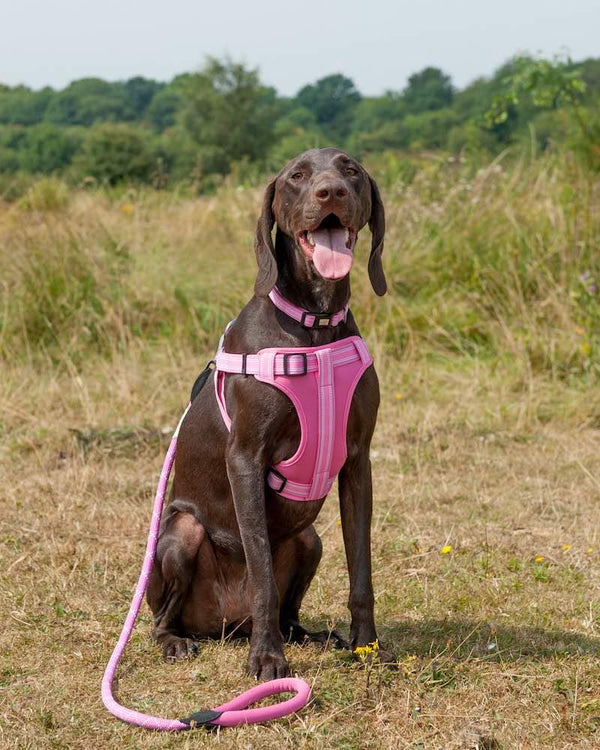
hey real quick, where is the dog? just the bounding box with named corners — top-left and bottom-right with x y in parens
top-left (147, 147), bottom-right (392, 680)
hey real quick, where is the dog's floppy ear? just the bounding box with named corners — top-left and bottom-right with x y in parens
top-left (254, 178), bottom-right (278, 296)
top-left (367, 175), bottom-right (387, 296)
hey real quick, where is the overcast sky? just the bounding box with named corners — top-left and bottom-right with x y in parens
top-left (2, 0), bottom-right (599, 95)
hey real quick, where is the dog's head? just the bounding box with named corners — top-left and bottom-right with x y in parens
top-left (254, 148), bottom-right (386, 297)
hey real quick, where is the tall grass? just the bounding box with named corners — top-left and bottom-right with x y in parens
top-left (1, 150), bottom-right (598, 382)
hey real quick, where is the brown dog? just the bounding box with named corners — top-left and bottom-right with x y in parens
top-left (147, 148), bottom-right (392, 679)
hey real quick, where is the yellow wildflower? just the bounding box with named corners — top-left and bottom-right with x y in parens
top-left (562, 544), bottom-right (572, 552)
top-left (395, 392), bottom-right (404, 400)
top-left (354, 639), bottom-right (379, 656)
top-left (534, 555), bottom-right (545, 563)
top-left (120, 202), bottom-right (134, 215)
top-left (588, 548), bottom-right (594, 554)
top-left (441, 545), bottom-right (452, 555)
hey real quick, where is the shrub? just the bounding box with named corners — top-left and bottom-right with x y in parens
top-left (75, 124), bottom-right (155, 184)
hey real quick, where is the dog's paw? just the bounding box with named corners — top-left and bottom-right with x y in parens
top-left (284, 624), bottom-right (349, 650)
top-left (317, 629), bottom-right (350, 650)
top-left (374, 648), bottom-right (398, 669)
top-left (161, 636), bottom-right (198, 662)
top-left (247, 642), bottom-right (290, 681)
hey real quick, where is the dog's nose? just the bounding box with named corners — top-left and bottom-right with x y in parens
top-left (314, 180), bottom-right (349, 204)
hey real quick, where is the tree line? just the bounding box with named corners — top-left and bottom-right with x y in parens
top-left (1, 54), bottom-right (599, 187)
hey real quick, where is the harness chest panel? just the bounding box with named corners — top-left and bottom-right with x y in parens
top-left (214, 336), bottom-right (372, 502)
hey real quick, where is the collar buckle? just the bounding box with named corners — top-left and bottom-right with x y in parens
top-left (300, 311), bottom-right (333, 328)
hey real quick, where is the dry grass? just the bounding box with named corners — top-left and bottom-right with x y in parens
top-left (1, 153), bottom-right (600, 748)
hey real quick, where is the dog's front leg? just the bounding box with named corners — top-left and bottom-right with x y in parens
top-left (339, 447), bottom-right (378, 650)
top-left (226, 439), bottom-right (289, 681)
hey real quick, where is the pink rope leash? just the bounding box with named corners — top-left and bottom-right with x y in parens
top-left (101, 403), bottom-right (312, 731)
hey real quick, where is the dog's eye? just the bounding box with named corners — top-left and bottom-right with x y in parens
top-left (345, 167), bottom-right (358, 176)
top-left (290, 171), bottom-right (304, 181)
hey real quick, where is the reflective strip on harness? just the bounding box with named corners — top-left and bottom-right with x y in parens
top-left (310, 348), bottom-right (334, 500)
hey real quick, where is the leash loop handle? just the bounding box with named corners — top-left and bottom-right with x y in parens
top-left (101, 403), bottom-right (311, 731)
top-left (211, 677), bottom-right (312, 727)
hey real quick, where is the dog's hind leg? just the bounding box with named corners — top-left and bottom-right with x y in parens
top-left (276, 526), bottom-right (348, 650)
top-left (147, 504), bottom-right (205, 660)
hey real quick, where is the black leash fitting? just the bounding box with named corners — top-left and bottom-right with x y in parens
top-left (190, 360), bottom-right (216, 402)
top-left (179, 709), bottom-right (223, 729)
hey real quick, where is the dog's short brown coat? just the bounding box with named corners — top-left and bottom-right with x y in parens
top-left (147, 148), bottom-right (392, 678)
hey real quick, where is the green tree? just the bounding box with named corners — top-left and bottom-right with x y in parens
top-left (453, 77), bottom-right (497, 120)
top-left (295, 74), bottom-right (361, 142)
top-left (403, 109), bottom-right (460, 150)
top-left (486, 55), bottom-right (598, 163)
top-left (75, 123), bottom-right (155, 183)
top-left (348, 94), bottom-right (408, 154)
top-left (0, 148), bottom-right (19, 173)
top-left (147, 87), bottom-right (182, 131)
top-left (486, 56), bottom-right (586, 125)
top-left (179, 58), bottom-right (278, 175)
top-left (0, 125), bottom-right (29, 151)
top-left (580, 58), bottom-right (600, 93)
top-left (45, 78), bottom-right (128, 126)
top-left (20, 124), bottom-right (82, 172)
top-left (0, 86), bottom-right (54, 125)
top-left (154, 126), bottom-right (202, 182)
top-left (352, 94), bottom-right (406, 132)
top-left (266, 104), bottom-right (323, 169)
top-left (276, 104), bottom-right (320, 132)
top-left (123, 77), bottom-right (163, 119)
top-left (348, 122), bottom-right (410, 155)
top-left (403, 67), bottom-right (454, 113)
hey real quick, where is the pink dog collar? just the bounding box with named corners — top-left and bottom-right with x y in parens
top-left (268, 286), bottom-right (348, 328)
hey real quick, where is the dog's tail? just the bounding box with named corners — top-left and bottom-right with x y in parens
top-left (100, 403), bottom-right (311, 731)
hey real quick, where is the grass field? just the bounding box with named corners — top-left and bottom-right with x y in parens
top-left (1, 151), bottom-right (600, 748)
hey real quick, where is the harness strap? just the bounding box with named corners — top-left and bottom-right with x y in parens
top-left (268, 286), bottom-right (348, 328)
top-left (266, 471), bottom-right (326, 499)
top-left (215, 340), bottom-right (362, 377)
top-left (310, 348), bottom-right (335, 499)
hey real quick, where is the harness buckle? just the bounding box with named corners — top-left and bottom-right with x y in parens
top-left (283, 352), bottom-right (308, 376)
top-left (269, 468), bottom-right (287, 493)
top-left (300, 311), bottom-right (332, 328)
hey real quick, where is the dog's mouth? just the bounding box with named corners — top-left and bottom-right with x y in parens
top-left (297, 214), bottom-right (357, 280)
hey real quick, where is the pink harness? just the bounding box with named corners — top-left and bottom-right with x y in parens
top-left (214, 288), bottom-right (373, 501)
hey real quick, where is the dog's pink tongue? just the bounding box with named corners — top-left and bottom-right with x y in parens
top-left (311, 228), bottom-right (353, 279)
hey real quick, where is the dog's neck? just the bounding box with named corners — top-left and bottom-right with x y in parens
top-left (274, 230), bottom-right (350, 314)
